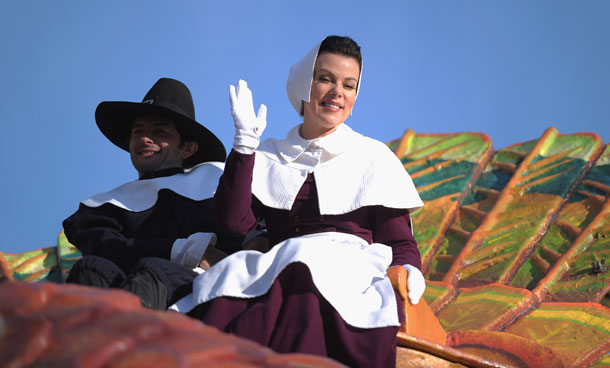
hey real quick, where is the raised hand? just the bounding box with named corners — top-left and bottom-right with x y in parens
top-left (229, 79), bottom-right (267, 154)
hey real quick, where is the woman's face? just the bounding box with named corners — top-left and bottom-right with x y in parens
top-left (301, 52), bottom-right (360, 139)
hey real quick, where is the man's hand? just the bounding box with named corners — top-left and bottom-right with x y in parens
top-left (171, 232), bottom-right (217, 269)
top-left (199, 246), bottom-right (228, 270)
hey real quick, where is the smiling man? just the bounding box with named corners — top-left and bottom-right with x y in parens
top-left (129, 116), bottom-right (198, 177)
top-left (62, 78), bottom-right (243, 309)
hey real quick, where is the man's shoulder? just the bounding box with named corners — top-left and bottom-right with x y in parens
top-left (80, 162), bottom-right (225, 212)
top-left (186, 161), bottom-right (225, 174)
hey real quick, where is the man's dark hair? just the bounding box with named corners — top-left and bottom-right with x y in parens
top-left (168, 124), bottom-right (199, 168)
top-left (318, 35), bottom-right (362, 71)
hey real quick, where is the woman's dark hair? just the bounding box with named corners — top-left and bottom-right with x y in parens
top-left (318, 35), bottom-right (362, 71)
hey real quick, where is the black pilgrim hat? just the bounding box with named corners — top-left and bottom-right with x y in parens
top-left (95, 78), bottom-right (226, 167)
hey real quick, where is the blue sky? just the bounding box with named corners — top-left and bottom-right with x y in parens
top-left (2, 1), bottom-right (609, 254)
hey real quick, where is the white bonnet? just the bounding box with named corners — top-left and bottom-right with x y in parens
top-left (285, 38), bottom-right (362, 116)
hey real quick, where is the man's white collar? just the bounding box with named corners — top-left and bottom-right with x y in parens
top-left (81, 162), bottom-right (224, 212)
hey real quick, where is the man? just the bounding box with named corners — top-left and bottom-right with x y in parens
top-left (63, 78), bottom-right (242, 309)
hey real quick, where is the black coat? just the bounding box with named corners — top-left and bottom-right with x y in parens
top-left (63, 166), bottom-right (242, 272)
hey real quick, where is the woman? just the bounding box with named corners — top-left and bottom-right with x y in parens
top-left (173, 36), bottom-right (425, 367)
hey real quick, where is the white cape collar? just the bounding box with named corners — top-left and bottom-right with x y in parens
top-left (252, 124), bottom-right (423, 214)
top-left (275, 124), bottom-right (353, 164)
top-left (81, 162), bottom-right (225, 212)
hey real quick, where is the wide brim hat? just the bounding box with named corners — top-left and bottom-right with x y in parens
top-left (95, 78), bottom-right (226, 167)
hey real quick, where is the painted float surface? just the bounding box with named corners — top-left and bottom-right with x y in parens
top-left (1, 127), bottom-right (609, 367)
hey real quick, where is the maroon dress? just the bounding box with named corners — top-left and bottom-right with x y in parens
top-left (187, 150), bottom-right (421, 367)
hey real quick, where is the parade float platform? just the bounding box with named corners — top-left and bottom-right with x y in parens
top-left (2, 127), bottom-right (609, 367)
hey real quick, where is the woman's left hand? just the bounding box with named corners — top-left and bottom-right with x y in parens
top-left (402, 264), bottom-right (426, 305)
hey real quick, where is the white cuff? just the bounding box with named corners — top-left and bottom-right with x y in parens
top-left (233, 145), bottom-right (255, 155)
top-left (233, 129), bottom-right (260, 153)
top-left (402, 264), bottom-right (426, 305)
top-left (171, 232), bottom-right (217, 269)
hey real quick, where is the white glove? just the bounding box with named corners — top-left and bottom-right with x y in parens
top-left (171, 232), bottom-right (217, 269)
top-left (229, 80), bottom-right (267, 154)
top-left (403, 264), bottom-right (426, 305)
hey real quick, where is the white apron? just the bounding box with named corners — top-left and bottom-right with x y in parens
top-left (171, 231), bottom-right (400, 328)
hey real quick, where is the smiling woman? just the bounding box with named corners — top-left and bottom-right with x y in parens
top-left (171, 36), bottom-right (425, 367)
top-left (300, 53), bottom-right (360, 139)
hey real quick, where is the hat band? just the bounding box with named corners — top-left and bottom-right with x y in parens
top-left (142, 100), bottom-right (193, 120)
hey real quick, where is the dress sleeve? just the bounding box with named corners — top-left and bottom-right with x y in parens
top-left (371, 206), bottom-right (421, 269)
top-left (62, 204), bottom-right (174, 271)
top-left (214, 149), bottom-right (263, 236)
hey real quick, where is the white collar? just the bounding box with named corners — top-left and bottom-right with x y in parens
top-left (276, 123), bottom-right (357, 164)
top-left (81, 162), bottom-right (224, 212)
top-left (252, 125), bottom-right (423, 214)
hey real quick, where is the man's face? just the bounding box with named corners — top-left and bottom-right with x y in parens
top-left (128, 116), bottom-right (197, 176)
